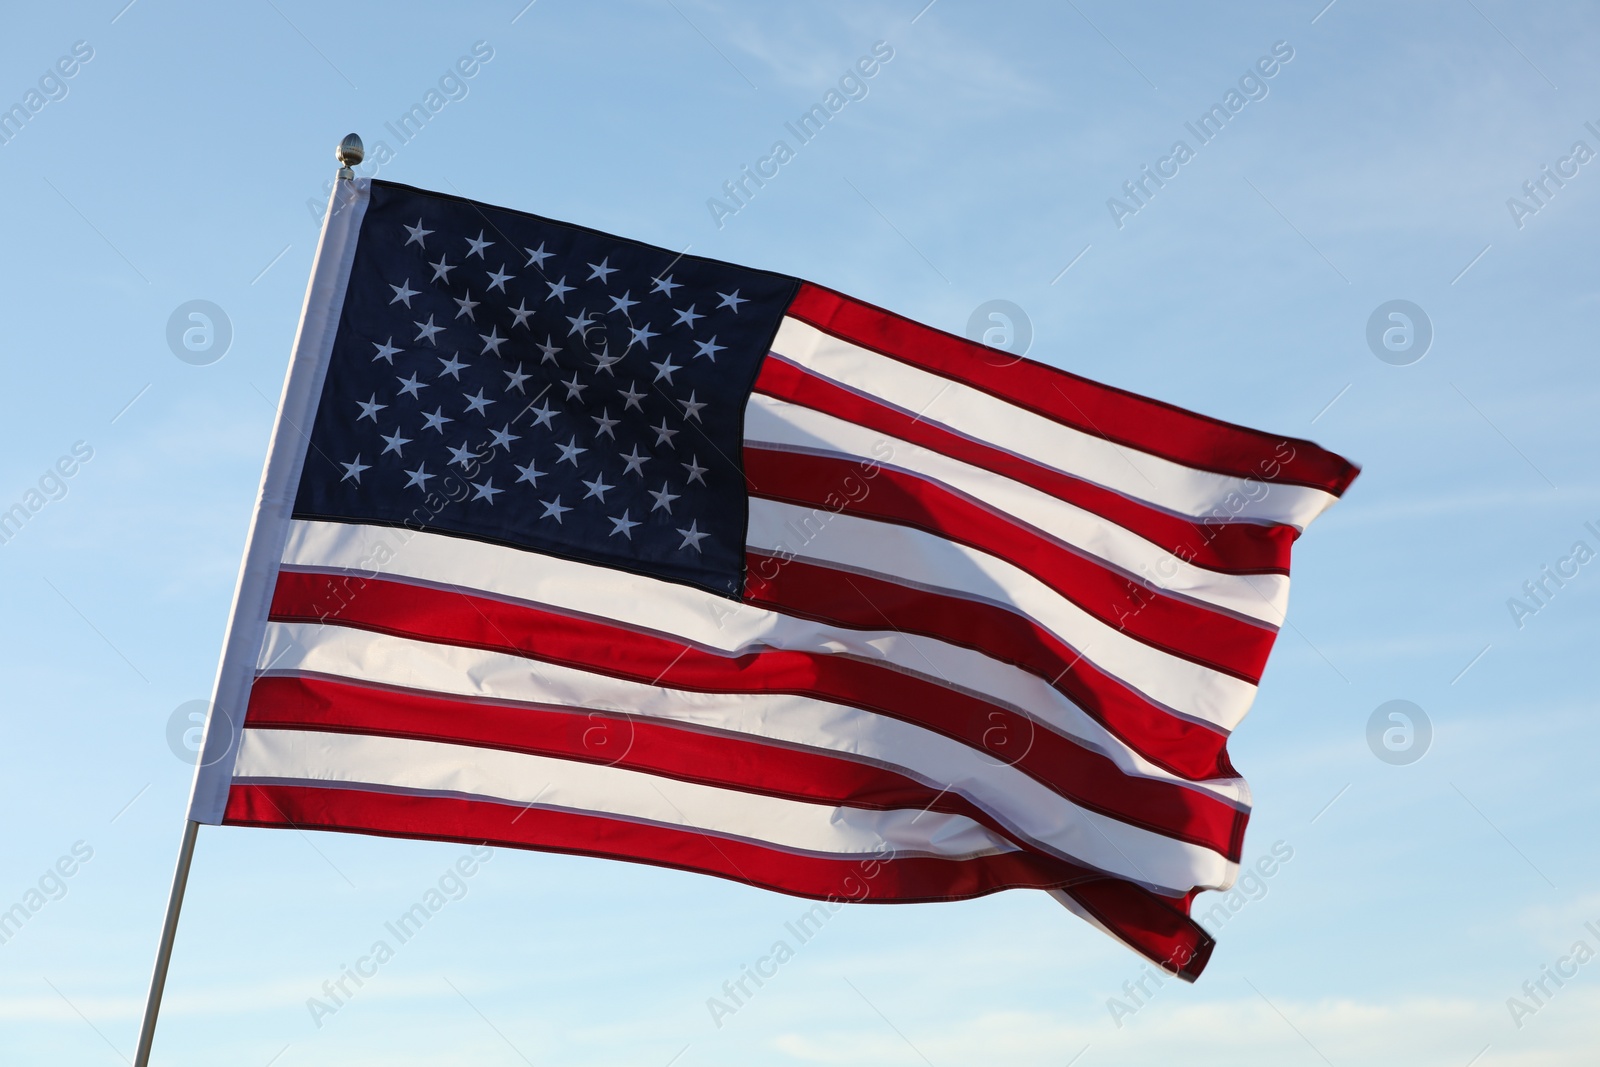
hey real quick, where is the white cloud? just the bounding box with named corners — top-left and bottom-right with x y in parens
top-left (768, 986), bottom-right (1600, 1066)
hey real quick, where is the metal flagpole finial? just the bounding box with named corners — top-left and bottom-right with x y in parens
top-left (336, 132), bottom-right (364, 180)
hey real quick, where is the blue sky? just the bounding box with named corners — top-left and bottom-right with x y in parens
top-left (1, 1), bottom-right (1598, 1064)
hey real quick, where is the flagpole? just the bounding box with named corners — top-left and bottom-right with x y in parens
top-left (132, 820), bottom-right (199, 1067)
top-left (131, 134), bottom-right (366, 1066)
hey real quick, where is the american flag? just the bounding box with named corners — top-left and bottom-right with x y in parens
top-left (190, 179), bottom-right (1357, 980)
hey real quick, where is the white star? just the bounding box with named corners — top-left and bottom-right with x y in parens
top-left (540, 495), bottom-right (571, 523)
top-left (565, 309), bottom-right (596, 338)
top-left (648, 483), bottom-right (679, 513)
top-left (717, 289), bottom-right (746, 312)
top-left (582, 473), bottom-right (614, 501)
top-left (591, 409), bottom-right (619, 439)
top-left (396, 373), bottom-right (427, 399)
top-left (677, 520), bottom-right (709, 552)
top-left (651, 419), bottom-right (679, 447)
top-left (546, 276), bottom-right (574, 302)
top-left (514, 459), bottom-right (545, 486)
top-left (556, 437), bottom-right (587, 466)
top-left (454, 291), bottom-right (479, 321)
top-left (683, 456), bottom-right (708, 484)
top-left (465, 231), bottom-right (493, 259)
top-left (608, 509), bottom-right (640, 539)
top-left (403, 219), bottom-right (432, 247)
top-left (619, 381), bottom-right (646, 412)
top-left (340, 455), bottom-right (369, 483)
top-left (485, 264), bottom-right (513, 292)
top-left (561, 372), bottom-right (588, 400)
top-left (591, 352), bottom-right (622, 377)
top-left (620, 445), bottom-right (649, 477)
top-left (587, 257), bottom-right (617, 283)
top-left (437, 352), bottom-right (469, 379)
top-left (651, 274), bottom-right (681, 296)
top-left (650, 356), bottom-right (681, 384)
top-left (403, 463), bottom-right (436, 489)
top-left (610, 291), bottom-right (638, 314)
top-left (462, 389), bottom-right (494, 416)
top-left (526, 400), bottom-right (558, 429)
top-left (480, 328), bottom-right (506, 356)
top-left (509, 299), bottom-right (535, 329)
top-left (673, 304), bottom-right (703, 328)
top-left (488, 424), bottom-right (520, 450)
top-left (389, 279), bottom-right (419, 307)
top-left (524, 242), bottom-right (553, 269)
top-left (629, 323), bottom-right (659, 349)
top-left (356, 394), bottom-right (386, 421)
top-left (447, 442), bottom-right (480, 467)
top-left (380, 429), bottom-right (411, 456)
top-left (414, 315), bottom-right (444, 345)
top-left (537, 336), bottom-right (561, 364)
top-left (693, 337), bottom-right (725, 361)
top-left (371, 338), bottom-right (402, 364)
top-left (471, 478), bottom-right (503, 503)
top-left (679, 392), bottom-right (706, 421)
top-left (429, 256), bottom-right (455, 283)
top-left (504, 363), bottom-right (531, 393)
top-left (420, 407), bottom-right (453, 433)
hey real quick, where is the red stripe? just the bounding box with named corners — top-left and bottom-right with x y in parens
top-left (245, 674), bottom-right (1129, 867)
top-left (269, 571), bottom-right (1246, 857)
top-left (224, 781), bottom-right (1214, 979)
top-left (752, 356), bottom-right (1296, 576)
top-left (744, 554), bottom-right (1237, 782)
top-left (745, 447), bottom-right (1276, 684)
top-left (247, 675), bottom-right (950, 813)
top-left (784, 282), bottom-right (1360, 497)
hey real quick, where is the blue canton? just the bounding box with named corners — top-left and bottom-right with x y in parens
top-left (294, 181), bottom-right (796, 597)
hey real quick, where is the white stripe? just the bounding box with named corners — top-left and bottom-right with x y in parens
top-left (744, 393), bottom-right (1290, 625)
top-left (770, 319), bottom-right (1339, 529)
top-left (256, 621), bottom-right (1236, 891)
top-left (234, 727), bottom-right (1014, 862)
top-left (280, 520), bottom-right (1249, 804)
top-left (747, 500), bottom-right (1258, 730)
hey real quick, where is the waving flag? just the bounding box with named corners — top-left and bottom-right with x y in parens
top-left (190, 178), bottom-right (1357, 980)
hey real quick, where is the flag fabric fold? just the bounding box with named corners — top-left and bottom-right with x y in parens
top-left (190, 177), bottom-right (1357, 981)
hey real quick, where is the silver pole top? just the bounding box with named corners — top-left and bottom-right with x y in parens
top-left (336, 132), bottom-right (364, 180)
